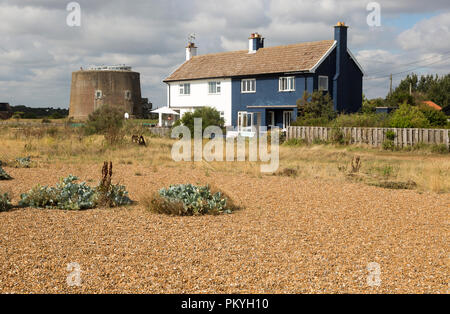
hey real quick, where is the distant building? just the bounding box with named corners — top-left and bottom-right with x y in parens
top-left (164, 22), bottom-right (364, 130)
top-left (0, 103), bottom-right (12, 120)
top-left (69, 65), bottom-right (150, 120)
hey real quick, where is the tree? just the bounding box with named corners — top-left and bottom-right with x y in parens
top-left (84, 105), bottom-right (125, 144)
top-left (297, 91), bottom-right (336, 120)
top-left (173, 107), bottom-right (224, 135)
top-left (390, 103), bottom-right (430, 128)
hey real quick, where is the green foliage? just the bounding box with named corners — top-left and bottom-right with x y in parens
top-left (148, 184), bottom-right (235, 216)
top-left (420, 107), bottom-right (448, 127)
top-left (173, 107), bottom-right (224, 135)
top-left (382, 140), bottom-right (395, 151)
top-left (0, 192), bottom-right (12, 212)
top-left (0, 163), bottom-right (12, 180)
top-left (330, 126), bottom-right (346, 144)
top-left (431, 144), bottom-right (449, 154)
top-left (19, 174), bottom-right (132, 210)
top-left (84, 105), bottom-right (125, 144)
top-left (19, 175), bottom-right (97, 210)
top-left (333, 113), bottom-right (391, 128)
top-left (385, 130), bottom-right (396, 141)
top-left (390, 103), bottom-right (430, 128)
top-left (296, 91), bottom-right (336, 124)
top-left (283, 138), bottom-right (306, 147)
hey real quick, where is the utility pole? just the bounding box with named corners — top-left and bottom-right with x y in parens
top-left (389, 74), bottom-right (393, 96)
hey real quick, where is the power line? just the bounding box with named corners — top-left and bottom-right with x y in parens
top-left (364, 55), bottom-right (450, 80)
top-left (364, 51), bottom-right (450, 76)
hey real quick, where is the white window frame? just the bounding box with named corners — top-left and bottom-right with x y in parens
top-left (241, 79), bottom-right (256, 93)
top-left (283, 111), bottom-right (293, 130)
top-left (179, 83), bottom-right (190, 95)
top-left (318, 76), bottom-right (329, 91)
top-left (279, 76), bottom-right (295, 92)
top-left (208, 81), bottom-right (221, 94)
top-left (95, 90), bottom-right (102, 99)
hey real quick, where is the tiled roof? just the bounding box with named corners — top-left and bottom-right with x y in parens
top-left (422, 101), bottom-right (442, 111)
top-left (164, 40), bottom-right (336, 82)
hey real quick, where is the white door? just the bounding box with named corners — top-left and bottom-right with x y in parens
top-left (283, 111), bottom-right (292, 129)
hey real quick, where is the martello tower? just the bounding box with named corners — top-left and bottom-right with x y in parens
top-left (69, 65), bottom-right (144, 120)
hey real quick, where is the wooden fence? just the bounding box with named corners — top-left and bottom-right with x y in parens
top-left (287, 126), bottom-right (450, 148)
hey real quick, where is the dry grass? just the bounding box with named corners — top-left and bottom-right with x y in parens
top-left (0, 125), bottom-right (448, 293)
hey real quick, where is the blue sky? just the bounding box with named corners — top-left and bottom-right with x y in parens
top-left (0, 0), bottom-right (449, 108)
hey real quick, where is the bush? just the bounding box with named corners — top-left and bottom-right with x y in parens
top-left (330, 126), bottom-right (345, 144)
top-left (20, 175), bottom-right (97, 210)
top-left (382, 140), bottom-right (395, 151)
top-left (19, 163), bottom-right (132, 210)
top-left (385, 130), bottom-right (396, 141)
top-left (420, 108), bottom-right (448, 127)
top-left (84, 105), bottom-right (125, 144)
top-left (333, 113), bottom-right (390, 128)
top-left (0, 163), bottom-right (12, 180)
top-left (146, 184), bottom-right (236, 216)
top-left (0, 192), bottom-right (12, 212)
top-left (390, 103), bottom-right (430, 128)
top-left (431, 144), bottom-right (449, 154)
top-left (173, 107), bottom-right (224, 135)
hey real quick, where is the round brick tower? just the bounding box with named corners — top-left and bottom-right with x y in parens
top-left (69, 65), bottom-right (143, 120)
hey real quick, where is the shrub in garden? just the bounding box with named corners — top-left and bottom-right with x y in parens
top-left (146, 184), bottom-right (236, 216)
top-left (172, 107), bottom-right (224, 135)
top-left (0, 192), bottom-right (12, 212)
top-left (390, 103), bottom-right (430, 128)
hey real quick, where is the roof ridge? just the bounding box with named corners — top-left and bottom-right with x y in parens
top-left (191, 39), bottom-right (335, 59)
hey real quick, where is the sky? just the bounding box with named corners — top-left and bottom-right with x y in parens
top-left (0, 0), bottom-right (449, 109)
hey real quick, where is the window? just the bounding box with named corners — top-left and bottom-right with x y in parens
top-left (208, 81), bottom-right (221, 94)
top-left (125, 90), bottom-right (131, 100)
top-left (241, 79), bottom-right (256, 93)
top-left (179, 83), bottom-right (190, 95)
top-left (279, 77), bottom-right (295, 92)
top-left (219, 111), bottom-right (225, 119)
top-left (95, 90), bottom-right (102, 99)
top-left (318, 76), bottom-right (329, 91)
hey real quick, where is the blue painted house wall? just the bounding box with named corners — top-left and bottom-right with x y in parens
top-left (229, 25), bottom-right (363, 128)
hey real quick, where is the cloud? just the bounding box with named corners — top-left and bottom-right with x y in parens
top-left (0, 0), bottom-right (449, 107)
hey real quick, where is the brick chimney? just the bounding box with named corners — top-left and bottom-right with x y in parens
top-left (248, 33), bottom-right (264, 53)
top-left (186, 42), bottom-right (197, 61)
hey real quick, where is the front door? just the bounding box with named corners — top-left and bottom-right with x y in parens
top-left (283, 111), bottom-right (293, 129)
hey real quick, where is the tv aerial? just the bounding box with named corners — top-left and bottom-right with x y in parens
top-left (188, 33), bottom-right (196, 43)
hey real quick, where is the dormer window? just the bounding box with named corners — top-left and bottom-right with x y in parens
top-left (95, 90), bottom-right (102, 99)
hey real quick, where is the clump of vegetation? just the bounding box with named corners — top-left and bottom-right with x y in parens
top-left (146, 184), bottom-right (236, 216)
top-left (0, 162), bottom-right (12, 180)
top-left (172, 107), bottom-right (225, 135)
top-left (283, 138), bottom-right (306, 147)
top-left (19, 175), bottom-right (97, 210)
top-left (84, 105), bottom-right (125, 145)
top-left (351, 156), bottom-right (362, 173)
top-left (276, 168), bottom-right (298, 177)
top-left (390, 103), bottom-right (430, 128)
top-left (294, 91), bottom-right (336, 126)
top-left (19, 162), bottom-right (132, 210)
top-left (15, 156), bottom-right (32, 168)
top-left (370, 180), bottom-right (417, 190)
top-left (96, 162), bottom-right (132, 207)
top-left (431, 144), bottom-right (449, 154)
top-left (0, 192), bottom-right (12, 212)
top-left (383, 130), bottom-right (396, 151)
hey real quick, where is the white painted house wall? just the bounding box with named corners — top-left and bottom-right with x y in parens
top-left (167, 78), bottom-right (232, 126)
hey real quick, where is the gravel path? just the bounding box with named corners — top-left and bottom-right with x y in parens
top-left (0, 164), bottom-right (448, 293)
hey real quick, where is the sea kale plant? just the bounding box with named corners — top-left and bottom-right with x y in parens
top-left (19, 162), bottom-right (132, 210)
top-left (0, 192), bottom-right (12, 212)
top-left (0, 162), bottom-right (12, 180)
top-left (148, 184), bottom-right (236, 216)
